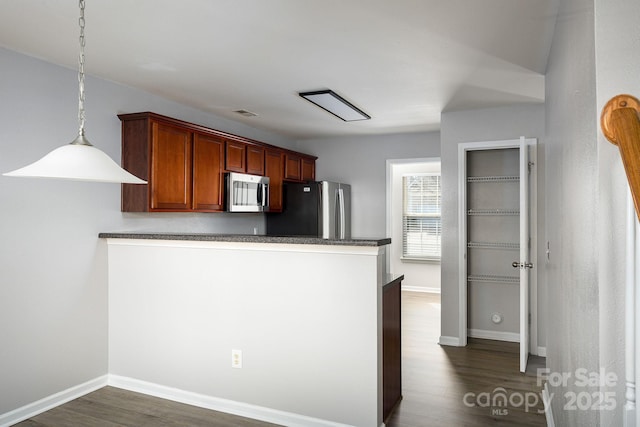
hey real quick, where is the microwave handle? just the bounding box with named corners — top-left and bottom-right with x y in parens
top-left (262, 183), bottom-right (269, 208)
top-left (257, 183), bottom-right (263, 205)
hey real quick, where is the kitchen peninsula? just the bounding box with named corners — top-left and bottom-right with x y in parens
top-left (100, 232), bottom-right (398, 427)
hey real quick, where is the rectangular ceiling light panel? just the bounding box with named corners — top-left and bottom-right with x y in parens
top-left (299, 90), bottom-right (370, 122)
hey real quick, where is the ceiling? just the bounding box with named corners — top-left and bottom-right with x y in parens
top-left (0, 0), bottom-right (559, 140)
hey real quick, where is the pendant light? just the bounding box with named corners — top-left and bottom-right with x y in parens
top-left (3, 0), bottom-right (146, 184)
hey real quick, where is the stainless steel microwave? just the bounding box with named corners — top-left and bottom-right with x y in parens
top-left (226, 172), bottom-right (270, 212)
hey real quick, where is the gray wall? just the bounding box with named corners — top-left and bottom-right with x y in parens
top-left (0, 47), bottom-right (297, 415)
top-left (439, 104), bottom-right (546, 348)
top-left (543, 0), bottom-right (637, 423)
top-left (594, 0), bottom-right (639, 424)
top-left (296, 132), bottom-right (441, 239)
top-left (544, 0), bottom-right (599, 424)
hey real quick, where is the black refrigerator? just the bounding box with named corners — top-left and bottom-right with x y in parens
top-left (266, 181), bottom-right (351, 239)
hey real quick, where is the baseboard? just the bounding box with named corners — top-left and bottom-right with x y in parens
top-left (468, 328), bottom-right (519, 343)
top-left (108, 375), bottom-right (352, 427)
top-left (0, 375), bottom-right (108, 427)
top-left (438, 336), bottom-right (461, 346)
top-left (543, 382), bottom-right (555, 427)
top-left (537, 346), bottom-right (547, 357)
top-left (401, 285), bottom-right (441, 294)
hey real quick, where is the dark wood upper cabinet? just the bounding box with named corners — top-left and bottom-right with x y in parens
top-left (150, 122), bottom-right (193, 211)
top-left (246, 145), bottom-right (265, 176)
top-left (265, 149), bottom-right (284, 212)
top-left (193, 134), bottom-right (224, 211)
top-left (119, 112), bottom-right (317, 213)
top-left (284, 153), bottom-right (316, 182)
top-left (284, 153), bottom-right (302, 181)
top-left (302, 157), bottom-right (315, 181)
top-left (225, 140), bottom-right (246, 173)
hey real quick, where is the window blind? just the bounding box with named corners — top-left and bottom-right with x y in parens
top-left (402, 174), bottom-right (441, 260)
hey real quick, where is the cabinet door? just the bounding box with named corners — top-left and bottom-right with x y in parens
top-left (302, 158), bottom-right (315, 181)
top-left (265, 150), bottom-right (284, 212)
top-left (193, 134), bottom-right (224, 211)
top-left (284, 153), bottom-right (302, 181)
top-left (246, 145), bottom-right (265, 175)
top-left (225, 140), bottom-right (246, 172)
top-left (150, 122), bottom-right (192, 210)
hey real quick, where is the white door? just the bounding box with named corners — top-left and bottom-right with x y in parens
top-left (518, 137), bottom-right (531, 373)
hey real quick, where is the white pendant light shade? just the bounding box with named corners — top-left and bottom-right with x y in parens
top-left (3, 135), bottom-right (145, 184)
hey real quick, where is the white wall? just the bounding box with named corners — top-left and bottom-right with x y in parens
top-left (0, 47), bottom-right (297, 416)
top-left (296, 132), bottom-right (441, 239)
top-left (389, 161), bottom-right (441, 292)
top-left (439, 104), bottom-right (546, 349)
top-left (107, 239), bottom-right (385, 427)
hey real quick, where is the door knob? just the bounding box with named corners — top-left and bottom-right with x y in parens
top-left (512, 261), bottom-right (534, 269)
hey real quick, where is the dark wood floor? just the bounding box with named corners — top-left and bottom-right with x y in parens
top-left (14, 292), bottom-right (545, 427)
top-left (385, 292), bottom-right (546, 427)
top-left (13, 386), bottom-right (280, 427)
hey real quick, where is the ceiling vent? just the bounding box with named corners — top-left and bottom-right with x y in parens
top-left (234, 109), bottom-right (258, 117)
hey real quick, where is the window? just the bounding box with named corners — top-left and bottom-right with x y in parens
top-left (402, 174), bottom-right (441, 261)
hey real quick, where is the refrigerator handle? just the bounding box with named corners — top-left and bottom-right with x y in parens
top-left (338, 188), bottom-right (346, 239)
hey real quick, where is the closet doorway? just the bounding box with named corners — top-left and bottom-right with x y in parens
top-left (458, 138), bottom-right (538, 372)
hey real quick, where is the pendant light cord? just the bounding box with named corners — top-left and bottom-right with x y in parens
top-left (77, 0), bottom-right (86, 137)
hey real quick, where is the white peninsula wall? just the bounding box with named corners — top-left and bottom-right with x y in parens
top-left (105, 236), bottom-right (388, 427)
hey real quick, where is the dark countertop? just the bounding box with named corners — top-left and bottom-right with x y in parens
top-left (98, 232), bottom-right (391, 247)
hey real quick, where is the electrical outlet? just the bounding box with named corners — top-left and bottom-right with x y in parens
top-left (231, 349), bottom-right (242, 368)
